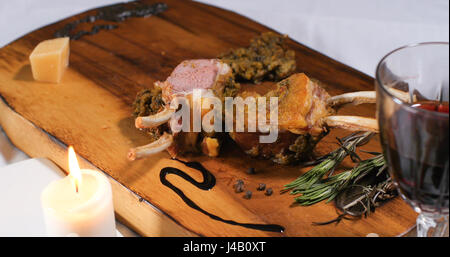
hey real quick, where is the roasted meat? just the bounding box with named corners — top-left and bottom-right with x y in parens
top-left (229, 73), bottom-right (379, 164)
top-left (129, 60), bottom-right (409, 164)
top-left (129, 59), bottom-right (239, 160)
top-left (229, 73), bottom-right (412, 164)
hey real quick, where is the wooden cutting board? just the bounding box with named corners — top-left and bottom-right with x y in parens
top-left (0, 0), bottom-right (417, 236)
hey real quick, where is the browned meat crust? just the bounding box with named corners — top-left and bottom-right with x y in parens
top-left (229, 73), bottom-right (333, 164)
top-left (230, 131), bottom-right (327, 165)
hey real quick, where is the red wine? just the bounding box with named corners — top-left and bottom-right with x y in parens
top-left (379, 100), bottom-right (449, 213)
top-left (412, 101), bottom-right (449, 114)
top-left (388, 147), bottom-right (448, 211)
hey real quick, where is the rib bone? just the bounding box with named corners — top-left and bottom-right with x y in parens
top-left (388, 88), bottom-right (416, 103)
top-left (323, 116), bottom-right (379, 132)
top-left (327, 88), bottom-right (414, 107)
top-left (135, 108), bottom-right (175, 129)
top-left (327, 91), bottom-right (376, 107)
top-left (128, 133), bottom-right (174, 161)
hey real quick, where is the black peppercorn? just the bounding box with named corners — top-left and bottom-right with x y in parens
top-left (265, 188), bottom-right (273, 196)
top-left (234, 179), bottom-right (244, 193)
top-left (244, 190), bottom-right (252, 199)
top-left (234, 183), bottom-right (244, 193)
top-left (257, 183), bottom-right (266, 191)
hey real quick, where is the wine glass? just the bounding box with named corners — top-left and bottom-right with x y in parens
top-left (376, 42), bottom-right (449, 237)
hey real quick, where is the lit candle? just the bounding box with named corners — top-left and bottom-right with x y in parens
top-left (41, 146), bottom-right (116, 236)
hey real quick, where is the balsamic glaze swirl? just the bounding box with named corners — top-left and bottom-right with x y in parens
top-left (160, 159), bottom-right (285, 233)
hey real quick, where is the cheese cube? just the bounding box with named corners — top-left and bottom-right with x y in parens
top-left (29, 37), bottom-right (70, 83)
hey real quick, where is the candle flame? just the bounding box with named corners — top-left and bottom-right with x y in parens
top-left (68, 146), bottom-right (82, 193)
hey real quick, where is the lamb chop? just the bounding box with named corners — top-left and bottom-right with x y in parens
top-left (128, 59), bottom-right (239, 160)
top-left (229, 73), bottom-right (411, 164)
top-left (128, 60), bottom-right (409, 164)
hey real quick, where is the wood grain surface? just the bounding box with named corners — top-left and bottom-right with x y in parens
top-left (0, 0), bottom-right (417, 236)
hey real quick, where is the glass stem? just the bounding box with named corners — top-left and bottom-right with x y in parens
top-left (416, 213), bottom-right (449, 237)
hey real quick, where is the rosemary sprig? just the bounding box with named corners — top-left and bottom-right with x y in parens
top-left (336, 172), bottom-right (396, 218)
top-left (283, 131), bottom-right (374, 193)
top-left (292, 154), bottom-right (386, 206)
top-left (282, 132), bottom-right (398, 226)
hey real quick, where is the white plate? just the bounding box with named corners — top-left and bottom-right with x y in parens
top-left (0, 158), bottom-right (122, 237)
